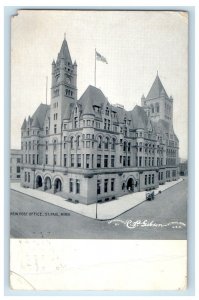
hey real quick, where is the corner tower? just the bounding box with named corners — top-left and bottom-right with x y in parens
top-left (141, 73), bottom-right (173, 126)
top-left (50, 36), bottom-right (77, 135)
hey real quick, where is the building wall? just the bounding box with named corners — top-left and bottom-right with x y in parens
top-left (10, 149), bottom-right (22, 180)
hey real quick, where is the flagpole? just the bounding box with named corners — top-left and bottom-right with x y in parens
top-left (46, 76), bottom-right (48, 105)
top-left (94, 48), bottom-right (96, 87)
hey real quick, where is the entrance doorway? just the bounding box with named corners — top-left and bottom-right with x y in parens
top-left (36, 175), bottom-right (42, 188)
top-left (54, 178), bottom-right (62, 193)
top-left (127, 178), bottom-right (134, 192)
top-left (45, 177), bottom-right (52, 190)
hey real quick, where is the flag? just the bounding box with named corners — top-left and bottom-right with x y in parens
top-left (96, 51), bottom-right (108, 64)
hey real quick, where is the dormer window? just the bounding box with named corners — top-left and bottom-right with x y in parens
top-left (105, 107), bottom-right (109, 116)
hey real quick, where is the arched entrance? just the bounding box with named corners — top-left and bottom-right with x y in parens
top-left (54, 178), bottom-right (62, 193)
top-left (126, 177), bottom-right (134, 192)
top-left (36, 175), bottom-right (43, 188)
top-left (44, 176), bottom-right (52, 190)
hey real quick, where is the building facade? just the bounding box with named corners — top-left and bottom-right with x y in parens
top-left (10, 149), bottom-right (22, 180)
top-left (20, 37), bottom-right (179, 204)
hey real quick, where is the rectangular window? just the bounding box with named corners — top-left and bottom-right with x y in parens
top-left (86, 154), bottom-right (90, 168)
top-left (152, 157), bottom-right (154, 166)
top-left (46, 141), bottom-right (48, 150)
top-left (32, 154), bottom-right (35, 165)
top-left (29, 154), bottom-right (31, 164)
top-left (111, 178), bottom-right (115, 191)
top-left (97, 180), bottom-right (101, 195)
top-left (104, 179), bottom-right (108, 193)
top-left (158, 172), bottom-right (161, 180)
top-left (16, 166), bottom-right (20, 173)
top-left (148, 174), bottom-right (151, 185)
top-left (111, 155), bottom-right (115, 167)
top-left (28, 172), bottom-right (30, 183)
top-left (25, 154), bottom-right (27, 163)
top-left (152, 174), bottom-right (154, 184)
top-left (86, 141), bottom-right (90, 148)
top-left (161, 172), bottom-right (163, 180)
top-left (64, 154), bottom-right (67, 167)
top-left (148, 157), bottom-right (151, 166)
top-left (104, 155), bottom-right (108, 168)
top-left (97, 155), bottom-right (101, 168)
top-left (123, 156), bottom-right (126, 167)
top-left (145, 175), bottom-right (147, 185)
top-left (71, 154), bottom-right (74, 167)
top-left (120, 156), bottom-right (122, 164)
top-left (70, 179), bottom-right (73, 192)
top-left (86, 120), bottom-right (91, 126)
top-left (128, 156), bottom-right (130, 166)
top-left (145, 157), bottom-right (147, 167)
top-left (25, 172), bottom-right (27, 182)
top-left (17, 158), bottom-right (20, 163)
top-left (77, 154), bottom-right (81, 167)
top-left (54, 124), bottom-right (57, 134)
top-left (54, 155), bottom-right (56, 165)
top-left (139, 157), bottom-right (142, 167)
top-left (76, 179), bottom-right (80, 194)
top-left (29, 141), bottom-right (31, 150)
top-left (45, 154), bottom-right (48, 165)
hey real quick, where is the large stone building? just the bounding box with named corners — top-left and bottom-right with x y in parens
top-left (10, 149), bottom-right (22, 180)
top-left (20, 37), bottom-right (179, 204)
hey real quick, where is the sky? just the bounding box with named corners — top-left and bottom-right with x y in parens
top-left (11, 10), bottom-right (188, 159)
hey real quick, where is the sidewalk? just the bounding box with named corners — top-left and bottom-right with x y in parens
top-left (11, 178), bottom-right (183, 220)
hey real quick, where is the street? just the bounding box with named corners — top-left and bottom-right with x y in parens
top-left (10, 178), bottom-right (187, 239)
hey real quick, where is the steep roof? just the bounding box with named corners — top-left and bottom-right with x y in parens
top-left (31, 115), bottom-right (40, 128)
top-left (146, 74), bottom-right (169, 100)
top-left (31, 103), bottom-right (50, 129)
top-left (63, 103), bottom-right (75, 120)
top-left (131, 105), bottom-right (149, 129)
top-left (57, 38), bottom-right (72, 64)
top-left (78, 85), bottom-right (108, 116)
top-left (21, 118), bottom-right (27, 129)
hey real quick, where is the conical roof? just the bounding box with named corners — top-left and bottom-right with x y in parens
top-left (146, 75), bottom-right (169, 100)
top-left (57, 38), bottom-right (72, 64)
top-left (21, 118), bottom-right (27, 129)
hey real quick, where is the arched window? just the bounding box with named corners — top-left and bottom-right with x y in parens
top-left (98, 136), bottom-right (102, 149)
top-left (123, 141), bottom-right (127, 152)
top-left (104, 137), bottom-right (109, 150)
top-left (111, 138), bottom-right (116, 150)
top-left (71, 136), bottom-right (74, 149)
top-left (77, 136), bottom-right (80, 148)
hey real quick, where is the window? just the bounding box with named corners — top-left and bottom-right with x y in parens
top-left (76, 179), bottom-right (80, 194)
top-left (152, 157), bottom-right (154, 166)
top-left (139, 157), bottom-right (142, 167)
top-left (104, 179), bottom-right (108, 193)
top-left (17, 166), bottom-right (20, 173)
top-left (152, 174), bottom-right (154, 184)
top-left (25, 172), bottom-right (27, 182)
top-left (29, 141), bottom-right (31, 150)
top-left (70, 179), bottom-right (73, 192)
top-left (71, 154), bottom-right (74, 167)
top-left (156, 103), bottom-right (160, 113)
top-left (111, 155), bottom-right (115, 167)
top-left (77, 154), bottom-right (81, 167)
top-left (123, 141), bottom-right (127, 152)
top-left (25, 154), bottom-right (27, 163)
top-left (123, 156), bottom-right (126, 167)
top-left (112, 138), bottom-right (116, 150)
top-left (32, 154), bottom-right (35, 165)
top-left (71, 137), bottom-right (74, 149)
top-left (104, 155), bottom-right (108, 168)
top-left (120, 156), bottom-right (122, 164)
top-left (28, 172), bottom-right (30, 182)
top-left (97, 155), bottom-right (101, 168)
top-left (86, 141), bottom-right (90, 148)
top-left (37, 154), bottom-right (39, 164)
top-left (148, 174), bottom-right (151, 185)
top-left (74, 117), bottom-right (78, 128)
top-left (148, 157), bottom-right (151, 166)
top-left (54, 124), bottom-right (57, 134)
top-left (104, 137), bottom-right (109, 150)
top-left (64, 154), bottom-right (67, 167)
top-left (29, 154), bottom-right (31, 164)
top-left (111, 178), bottom-right (115, 191)
top-left (45, 154), bottom-right (48, 165)
top-left (161, 172), bottom-right (163, 180)
top-left (46, 127), bottom-right (49, 135)
top-left (86, 154), bottom-right (90, 168)
top-left (53, 140), bottom-right (57, 150)
top-left (128, 156), bottom-right (130, 166)
top-left (98, 136), bottom-right (102, 149)
top-left (145, 157), bottom-right (147, 166)
top-left (104, 119), bottom-right (107, 130)
top-left (145, 175), bottom-right (147, 185)
top-left (17, 158), bottom-right (20, 163)
top-left (54, 154), bottom-right (57, 165)
top-left (108, 120), bottom-right (110, 130)
top-left (77, 136), bottom-right (80, 148)
top-left (86, 120), bottom-right (91, 126)
top-left (46, 141), bottom-right (48, 150)
top-left (97, 180), bottom-right (101, 195)
top-left (128, 142), bottom-right (131, 152)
